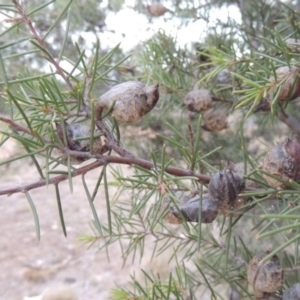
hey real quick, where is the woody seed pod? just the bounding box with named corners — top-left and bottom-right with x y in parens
top-left (184, 89), bottom-right (212, 113)
top-left (219, 196), bottom-right (250, 217)
top-left (202, 108), bottom-right (227, 131)
top-left (247, 252), bottom-right (284, 298)
top-left (268, 66), bottom-right (300, 101)
top-left (208, 168), bottom-right (245, 205)
top-left (285, 38), bottom-right (300, 53)
top-left (262, 138), bottom-right (300, 188)
top-left (56, 121), bottom-right (106, 164)
top-left (283, 283), bottom-right (300, 300)
top-left (147, 3), bottom-right (168, 16)
top-left (96, 81), bottom-right (159, 123)
top-left (164, 194), bottom-right (219, 224)
top-left (231, 161), bottom-right (256, 188)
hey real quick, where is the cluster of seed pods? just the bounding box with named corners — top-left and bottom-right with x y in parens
top-left (165, 165), bottom-right (246, 224)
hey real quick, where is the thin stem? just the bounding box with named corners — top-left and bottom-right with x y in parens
top-left (0, 160), bottom-right (104, 196)
top-left (0, 114), bottom-right (51, 144)
top-left (95, 119), bottom-right (134, 157)
top-left (0, 151), bottom-right (211, 196)
top-left (277, 108), bottom-right (300, 134)
top-left (12, 0), bottom-right (75, 91)
top-left (284, 265), bottom-right (300, 272)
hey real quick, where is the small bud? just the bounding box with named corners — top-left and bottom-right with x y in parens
top-left (56, 121), bottom-right (106, 164)
top-left (56, 121), bottom-right (91, 152)
top-left (283, 283), bottom-right (300, 300)
top-left (268, 66), bottom-right (300, 101)
top-left (96, 81), bottom-right (159, 123)
top-left (262, 138), bottom-right (300, 187)
top-left (285, 38), bottom-right (300, 53)
top-left (164, 194), bottom-right (219, 224)
top-left (147, 3), bottom-right (168, 16)
top-left (202, 108), bottom-right (227, 131)
top-left (208, 168), bottom-right (245, 205)
top-left (231, 161), bottom-right (256, 188)
top-left (247, 252), bottom-right (284, 298)
top-left (184, 89), bottom-right (212, 113)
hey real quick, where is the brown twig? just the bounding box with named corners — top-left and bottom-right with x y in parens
top-left (0, 114), bottom-right (265, 195)
top-left (253, 97), bottom-right (300, 134)
top-left (12, 0), bottom-right (75, 91)
top-left (211, 96), bottom-right (234, 104)
top-left (283, 265), bottom-right (300, 272)
top-left (0, 114), bottom-right (34, 137)
top-left (0, 160), bottom-right (104, 196)
top-left (277, 108), bottom-right (300, 134)
top-left (0, 150), bottom-right (211, 196)
top-left (0, 114), bottom-right (269, 197)
top-left (95, 120), bottom-right (134, 157)
top-left (0, 114), bottom-right (54, 147)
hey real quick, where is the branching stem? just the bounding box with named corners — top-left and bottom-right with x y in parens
top-left (12, 0), bottom-right (75, 91)
top-left (0, 150), bottom-right (211, 196)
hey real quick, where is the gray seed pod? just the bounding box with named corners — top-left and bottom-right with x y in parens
top-left (56, 121), bottom-right (105, 164)
top-left (202, 108), bottom-right (227, 131)
top-left (96, 81), bottom-right (159, 123)
top-left (268, 66), bottom-right (300, 101)
top-left (262, 138), bottom-right (300, 188)
top-left (219, 196), bottom-right (250, 217)
top-left (231, 161), bottom-right (256, 188)
top-left (56, 121), bottom-right (91, 152)
top-left (247, 252), bottom-right (284, 298)
top-left (184, 89), bottom-right (212, 113)
top-left (165, 194), bottom-right (219, 224)
top-left (283, 283), bottom-right (300, 300)
top-left (208, 169), bottom-right (245, 204)
top-left (286, 38), bottom-right (300, 53)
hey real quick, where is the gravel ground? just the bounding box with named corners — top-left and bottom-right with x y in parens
top-left (0, 132), bottom-right (169, 300)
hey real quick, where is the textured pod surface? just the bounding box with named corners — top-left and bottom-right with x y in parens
top-left (262, 138), bottom-right (300, 187)
top-left (56, 121), bottom-right (104, 163)
top-left (219, 196), bottom-right (250, 217)
top-left (268, 66), bottom-right (300, 101)
top-left (184, 89), bottom-right (212, 112)
top-left (286, 38), bottom-right (300, 53)
top-left (147, 3), bottom-right (168, 16)
top-left (208, 169), bottom-right (245, 204)
top-left (202, 108), bottom-right (227, 131)
top-left (96, 81), bottom-right (159, 123)
top-left (56, 121), bottom-right (91, 152)
top-left (165, 194), bottom-right (219, 224)
top-left (283, 283), bottom-right (300, 300)
top-left (285, 138), bottom-right (300, 182)
top-left (231, 161), bottom-right (257, 188)
top-left (247, 253), bottom-right (284, 298)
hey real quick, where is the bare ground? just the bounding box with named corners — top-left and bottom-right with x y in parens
top-left (0, 142), bottom-right (165, 300)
